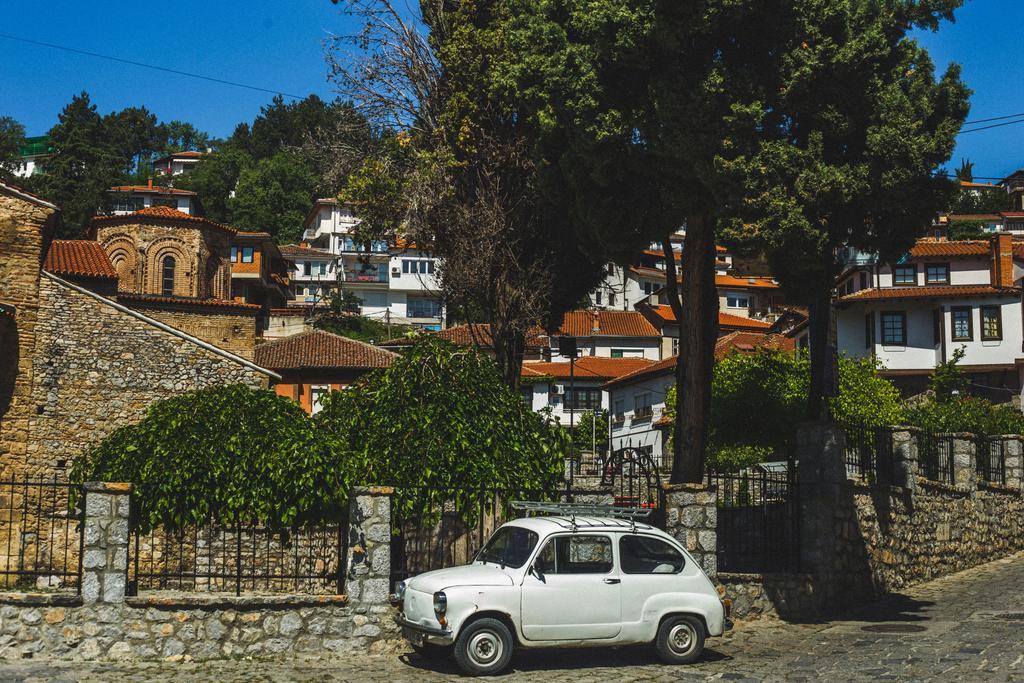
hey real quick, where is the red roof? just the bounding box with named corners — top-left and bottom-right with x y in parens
top-left (280, 244), bottom-right (336, 259)
top-left (522, 357), bottom-right (654, 380)
top-left (109, 185), bottom-right (196, 196)
top-left (839, 285), bottom-right (1019, 303)
top-left (93, 206), bottom-right (236, 234)
top-left (44, 240), bottom-right (117, 280)
top-left (714, 275), bottom-right (781, 290)
top-left (602, 356), bottom-right (678, 389)
top-left (714, 332), bottom-right (795, 360)
top-left (254, 330), bottom-right (396, 370)
top-left (638, 304), bottom-right (772, 331)
top-left (117, 292), bottom-right (260, 313)
top-left (910, 240), bottom-right (989, 258)
top-left (557, 311), bottom-right (660, 338)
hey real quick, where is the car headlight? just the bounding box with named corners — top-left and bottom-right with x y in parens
top-left (389, 581), bottom-right (406, 606)
top-left (433, 591), bottom-right (447, 617)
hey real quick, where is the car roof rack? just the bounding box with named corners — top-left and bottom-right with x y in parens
top-left (511, 501), bottom-right (653, 521)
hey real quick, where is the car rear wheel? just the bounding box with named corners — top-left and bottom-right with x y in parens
top-left (655, 615), bottom-right (705, 664)
top-left (453, 618), bottom-right (514, 676)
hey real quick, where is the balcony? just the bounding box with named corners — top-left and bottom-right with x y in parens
top-left (343, 271), bottom-right (388, 284)
top-left (407, 301), bottom-right (443, 319)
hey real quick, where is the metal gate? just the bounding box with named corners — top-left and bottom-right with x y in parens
top-left (602, 447), bottom-right (663, 511)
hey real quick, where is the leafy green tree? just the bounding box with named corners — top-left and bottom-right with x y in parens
top-left (572, 410), bottom-right (609, 455)
top-left (906, 396), bottom-right (1024, 435)
top-left (315, 337), bottom-right (567, 519)
top-left (947, 220), bottom-right (987, 240)
top-left (720, 1), bottom-right (969, 418)
top-left (69, 385), bottom-right (347, 532)
top-left (231, 95), bottom-right (348, 161)
top-left (313, 309), bottom-right (414, 343)
top-left (230, 151), bottom-right (317, 243)
top-left (0, 116), bottom-right (26, 181)
top-left (103, 106), bottom-right (164, 179)
top-left (174, 146), bottom-right (252, 222)
top-left (36, 92), bottom-right (125, 237)
top-left (162, 120), bottom-right (211, 152)
top-left (929, 345), bottom-right (968, 402)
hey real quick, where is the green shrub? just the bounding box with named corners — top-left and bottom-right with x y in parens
top-left (905, 396), bottom-right (1024, 435)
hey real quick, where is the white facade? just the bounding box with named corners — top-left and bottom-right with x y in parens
top-left (299, 199), bottom-right (445, 328)
top-left (106, 187), bottom-right (197, 215)
top-left (524, 379), bottom-right (610, 426)
top-left (606, 369), bottom-right (674, 470)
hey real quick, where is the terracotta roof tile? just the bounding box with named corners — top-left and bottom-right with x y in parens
top-left (718, 311), bottom-right (772, 330)
top-left (280, 244), bottom-right (336, 259)
top-left (839, 285), bottom-right (1019, 303)
top-left (557, 311), bottom-right (660, 338)
top-left (714, 275), bottom-right (781, 290)
top-left (92, 206), bottom-right (236, 234)
top-left (602, 356), bottom-right (678, 389)
top-left (910, 240), bottom-right (989, 258)
top-left (521, 356), bottom-right (654, 380)
top-left (117, 292), bottom-right (260, 312)
top-left (381, 324), bottom-right (547, 349)
top-left (714, 332), bottom-right (795, 360)
top-left (44, 240), bottom-right (117, 279)
top-left (254, 330), bottom-right (396, 370)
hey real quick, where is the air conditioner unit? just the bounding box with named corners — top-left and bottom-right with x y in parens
top-left (391, 267), bottom-right (401, 276)
top-left (554, 385), bottom-right (565, 395)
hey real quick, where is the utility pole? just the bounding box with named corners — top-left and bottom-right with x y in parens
top-left (559, 336), bottom-right (578, 490)
top-left (385, 309), bottom-right (392, 340)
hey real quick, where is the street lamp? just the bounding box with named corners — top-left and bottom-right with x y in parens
top-left (558, 335), bottom-right (578, 489)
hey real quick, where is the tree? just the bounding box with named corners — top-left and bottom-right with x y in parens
top-left (103, 106), bottom-right (164, 180)
top-left (572, 410), bottom-right (609, 456)
top-left (230, 151), bottom-right (317, 243)
top-left (162, 120), bottom-right (211, 152)
top-left (175, 146), bottom-right (252, 222)
top-left (0, 116), bottom-right (26, 181)
top-left (720, 1), bottom-right (969, 418)
top-left (69, 385), bottom-right (347, 531)
top-left (315, 337), bottom-right (567, 518)
top-left (929, 345), bottom-right (968, 402)
top-left (231, 95), bottom-right (348, 161)
top-left (36, 92), bottom-right (125, 237)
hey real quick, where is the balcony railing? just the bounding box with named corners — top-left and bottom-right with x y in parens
top-left (343, 272), bottom-right (388, 283)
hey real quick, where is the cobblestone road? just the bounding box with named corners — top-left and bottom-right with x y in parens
top-left (4, 552), bottom-right (1024, 682)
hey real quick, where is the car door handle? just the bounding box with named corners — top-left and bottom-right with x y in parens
top-left (603, 578), bottom-right (621, 584)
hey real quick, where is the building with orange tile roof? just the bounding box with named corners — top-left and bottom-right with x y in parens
top-left (836, 234), bottom-right (1024, 401)
top-left (521, 356), bottom-right (655, 427)
top-left (105, 179), bottom-right (200, 215)
top-left (549, 310), bottom-right (663, 360)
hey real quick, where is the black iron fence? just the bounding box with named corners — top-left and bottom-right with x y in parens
top-left (919, 433), bottom-right (955, 484)
top-left (842, 423), bottom-right (894, 483)
top-left (976, 436), bottom-right (1007, 485)
top-left (0, 478), bottom-right (83, 592)
top-left (128, 521), bottom-right (346, 596)
top-left (707, 468), bottom-right (800, 573)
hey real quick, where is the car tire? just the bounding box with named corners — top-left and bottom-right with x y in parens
top-left (655, 614), bottom-right (705, 665)
top-left (453, 617), bottom-right (514, 676)
top-left (412, 642), bottom-right (453, 660)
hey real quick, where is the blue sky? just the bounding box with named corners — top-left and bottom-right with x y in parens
top-left (2, 1), bottom-right (1022, 178)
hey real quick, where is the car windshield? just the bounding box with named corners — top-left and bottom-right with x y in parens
top-left (476, 525), bottom-right (539, 569)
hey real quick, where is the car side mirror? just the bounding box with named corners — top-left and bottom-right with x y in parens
top-left (529, 563), bottom-right (545, 582)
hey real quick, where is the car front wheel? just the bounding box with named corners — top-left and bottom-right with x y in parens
top-left (655, 615), bottom-right (705, 664)
top-left (453, 617), bottom-right (514, 676)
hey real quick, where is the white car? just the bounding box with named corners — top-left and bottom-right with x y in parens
top-left (393, 503), bottom-right (731, 676)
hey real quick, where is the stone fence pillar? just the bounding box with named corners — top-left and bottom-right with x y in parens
top-left (346, 486), bottom-right (393, 607)
top-left (1001, 436), bottom-right (1023, 490)
top-left (82, 482), bottom-right (131, 605)
top-left (663, 483), bottom-right (717, 578)
top-left (891, 427), bottom-right (919, 490)
top-left (949, 433), bottom-right (977, 491)
top-left (796, 423), bottom-right (847, 585)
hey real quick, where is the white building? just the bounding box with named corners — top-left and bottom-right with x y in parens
top-left (152, 150), bottom-right (207, 177)
top-left (13, 136), bottom-right (52, 178)
top-left (280, 244), bottom-right (339, 306)
top-left (105, 181), bottom-right (199, 215)
top-left (299, 198), bottom-right (445, 329)
top-left (602, 357), bottom-right (676, 470)
top-left (836, 234), bottom-right (1024, 402)
top-left (521, 356), bottom-right (655, 426)
top-left (550, 310), bottom-right (663, 360)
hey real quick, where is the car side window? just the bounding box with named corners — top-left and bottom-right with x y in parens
top-left (535, 535), bottom-right (613, 574)
top-left (619, 535), bottom-right (685, 574)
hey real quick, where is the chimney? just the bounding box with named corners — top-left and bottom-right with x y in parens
top-left (592, 312), bottom-right (600, 334)
top-left (991, 233), bottom-right (1014, 288)
top-left (147, 177), bottom-right (153, 190)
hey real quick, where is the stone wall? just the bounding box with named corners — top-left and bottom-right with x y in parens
top-left (799, 423), bottom-right (1024, 611)
top-left (0, 486), bottom-right (398, 662)
top-left (14, 275), bottom-right (272, 480)
top-left (127, 305), bottom-right (258, 361)
top-left (0, 188), bottom-right (55, 475)
top-left (663, 483), bottom-right (717, 577)
top-left (717, 572), bottom-right (822, 620)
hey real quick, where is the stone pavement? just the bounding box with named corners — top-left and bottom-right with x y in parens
top-left (4, 552), bottom-right (1024, 682)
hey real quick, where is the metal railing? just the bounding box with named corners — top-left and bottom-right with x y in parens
top-left (919, 433), bottom-right (955, 484)
top-left (0, 478), bottom-right (84, 592)
top-left (707, 468), bottom-right (800, 573)
top-left (128, 521), bottom-right (347, 596)
top-left (976, 436), bottom-right (1007, 485)
top-left (842, 423), bottom-right (893, 483)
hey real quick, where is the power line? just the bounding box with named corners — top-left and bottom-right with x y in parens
top-left (0, 33), bottom-right (305, 100)
top-left (965, 112), bottom-right (1024, 126)
top-left (960, 117), bottom-right (1024, 135)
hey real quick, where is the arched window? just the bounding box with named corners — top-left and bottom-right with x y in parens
top-left (161, 256), bottom-right (176, 296)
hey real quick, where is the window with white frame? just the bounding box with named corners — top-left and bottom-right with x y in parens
top-left (633, 392), bottom-right (652, 420)
top-left (311, 385), bottom-right (330, 415)
top-left (611, 349), bottom-right (645, 358)
top-left (725, 293), bottom-right (750, 309)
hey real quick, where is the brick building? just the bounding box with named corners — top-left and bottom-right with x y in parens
top-left (0, 181), bottom-right (277, 481)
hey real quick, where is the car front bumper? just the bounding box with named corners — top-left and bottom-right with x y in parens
top-left (394, 613), bottom-right (455, 646)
